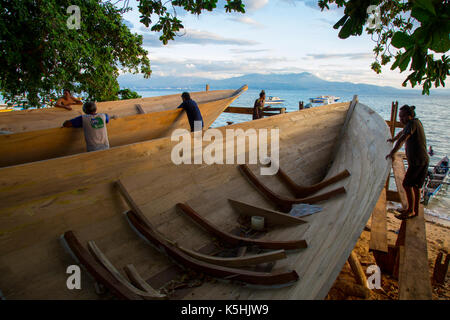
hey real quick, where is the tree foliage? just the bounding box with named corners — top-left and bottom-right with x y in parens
top-left (319, 0), bottom-right (449, 94)
top-left (0, 0), bottom-right (151, 106)
top-left (118, 88), bottom-right (142, 100)
top-left (0, 0), bottom-right (246, 106)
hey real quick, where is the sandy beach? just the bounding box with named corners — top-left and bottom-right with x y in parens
top-left (326, 204), bottom-right (449, 300)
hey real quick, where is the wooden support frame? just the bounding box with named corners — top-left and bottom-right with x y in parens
top-left (135, 104), bottom-right (145, 114)
top-left (176, 203), bottom-right (307, 250)
top-left (87, 240), bottom-right (167, 300)
top-left (60, 231), bottom-right (143, 300)
top-left (432, 251), bottom-right (449, 285)
top-left (276, 167), bottom-right (350, 198)
top-left (177, 246), bottom-right (287, 268)
top-left (228, 199), bottom-right (307, 226)
top-left (239, 164), bottom-right (346, 212)
top-left (126, 210), bottom-right (300, 286)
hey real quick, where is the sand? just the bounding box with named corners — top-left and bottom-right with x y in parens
top-left (326, 205), bottom-right (449, 300)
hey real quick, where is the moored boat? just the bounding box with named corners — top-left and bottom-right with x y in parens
top-left (309, 96), bottom-right (340, 104)
top-left (0, 98), bottom-right (390, 299)
top-left (422, 156), bottom-right (449, 205)
top-left (0, 86), bottom-right (247, 168)
top-left (266, 96), bottom-right (285, 104)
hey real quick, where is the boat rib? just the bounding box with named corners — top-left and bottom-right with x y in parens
top-left (239, 164), bottom-right (346, 212)
top-left (60, 231), bottom-right (143, 300)
top-left (176, 203), bottom-right (307, 250)
top-left (276, 168), bottom-right (351, 198)
top-left (87, 240), bottom-right (167, 300)
top-left (126, 210), bottom-right (299, 286)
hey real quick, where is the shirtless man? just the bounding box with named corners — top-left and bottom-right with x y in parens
top-left (55, 89), bottom-right (82, 110)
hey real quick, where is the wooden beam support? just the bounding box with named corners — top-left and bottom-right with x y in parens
top-left (87, 240), bottom-right (166, 300)
top-left (176, 203), bottom-right (307, 250)
top-left (276, 167), bottom-right (350, 198)
top-left (347, 251), bottom-right (368, 288)
top-left (239, 164), bottom-right (346, 212)
top-left (432, 252), bottom-right (449, 285)
top-left (369, 188), bottom-right (388, 253)
top-left (126, 210), bottom-right (300, 286)
top-left (60, 231), bottom-right (143, 300)
top-left (228, 199), bottom-right (307, 226)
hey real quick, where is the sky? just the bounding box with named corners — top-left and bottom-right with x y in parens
top-left (120, 0), bottom-right (429, 89)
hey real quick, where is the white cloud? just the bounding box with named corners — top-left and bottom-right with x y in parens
top-left (229, 16), bottom-right (264, 28)
top-left (244, 0), bottom-right (269, 11)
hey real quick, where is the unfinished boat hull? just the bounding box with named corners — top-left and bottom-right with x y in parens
top-left (0, 101), bottom-right (391, 299)
top-left (0, 86), bottom-right (247, 168)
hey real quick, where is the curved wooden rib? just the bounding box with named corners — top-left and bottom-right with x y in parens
top-left (87, 241), bottom-right (166, 300)
top-left (277, 168), bottom-right (351, 198)
top-left (126, 210), bottom-right (299, 286)
top-left (177, 246), bottom-right (287, 267)
top-left (176, 203), bottom-right (307, 250)
top-left (239, 164), bottom-right (346, 212)
top-left (228, 199), bottom-right (307, 226)
top-left (123, 264), bottom-right (165, 297)
top-left (60, 231), bottom-right (143, 300)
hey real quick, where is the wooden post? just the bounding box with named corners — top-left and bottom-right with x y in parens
top-left (348, 250), bottom-right (368, 288)
top-left (299, 101), bottom-right (304, 110)
top-left (385, 101), bottom-right (399, 190)
top-left (432, 251), bottom-right (449, 284)
top-left (206, 84), bottom-right (210, 92)
top-left (280, 108), bottom-right (286, 114)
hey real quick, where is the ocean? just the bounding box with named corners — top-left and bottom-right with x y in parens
top-left (137, 88), bottom-right (450, 224)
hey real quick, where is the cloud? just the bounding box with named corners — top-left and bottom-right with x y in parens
top-left (230, 48), bottom-right (270, 54)
top-left (305, 52), bottom-right (373, 60)
top-left (228, 16), bottom-right (264, 28)
top-left (244, 0), bottom-right (269, 11)
top-left (142, 29), bottom-right (259, 47)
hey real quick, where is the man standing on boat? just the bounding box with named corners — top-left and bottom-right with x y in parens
top-left (62, 101), bottom-right (112, 152)
top-left (55, 89), bottom-right (83, 110)
top-left (386, 105), bottom-right (429, 219)
top-left (178, 92), bottom-right (204, 132)
top-left (253, 90), bottom-right (266, 120)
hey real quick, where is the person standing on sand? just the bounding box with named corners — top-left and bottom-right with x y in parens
top-left (55, 89), bottom-right (83, 110)
top-left (63, 101), bottom-right (113, 152)
top-left (177, 92), bottom-right (204, 132)
top-left (386, 105), bottom-right (429, 220)
top-left (253, 90), bottom-right (266, 120)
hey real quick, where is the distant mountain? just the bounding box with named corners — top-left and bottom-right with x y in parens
top-left (117, 72), bottom-right (436, 95)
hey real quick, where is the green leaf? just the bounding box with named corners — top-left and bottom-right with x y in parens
top-left (338, 19), bottom-right (353, 39)
top-left (333, 15), bottom-right (348, 30)
top-left (414, 0), bottom-right (437, 16)
top-left (430, 29), bottom-right (450, 53)
top-left (391, 31), bottom-right (414, 49)
top-left (411, 7), bottom-right (432, 22)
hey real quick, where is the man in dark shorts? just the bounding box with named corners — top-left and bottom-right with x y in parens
top-left (177, 92), bottom-right (203, 132)
top-left (253, 90), bottom-right (266, 120)
top-left (386, 105), bottom-right (429, 219)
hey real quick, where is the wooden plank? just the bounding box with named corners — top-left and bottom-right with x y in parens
top-left (369, 188), bottom-right (388, 253)
top-left (398, 204), bottom-right (433, 300)
top-left (386, 190), bottom-right (401, 203)
top-left (385, 120), bottom-right (404, 129)
top-left (135, 104), bottom-right (145, 114)
top-left (123, 264), bottom-right (167, 297)
top-left (228, 199), bottom-right (307, 226)
top-left (224, 106), bottom-right (253, 115)
top-left (391, 153), bottom-right (408, 209)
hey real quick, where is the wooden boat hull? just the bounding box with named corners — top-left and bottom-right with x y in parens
top-left (0, 86), bottom-right (247, 168)
top-left (0, 101), bottom-right (391, 299)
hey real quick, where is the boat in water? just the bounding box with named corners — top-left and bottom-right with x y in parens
top-left (0, 98), bottom-right (390, 299)
top-left (266, 96), bottom-right (285, 104)
top-left (0, 86), bottom-right (247, 168)
top-left (422, 156), bottom-right (449, 205)
top-left (309, 96), bottom-right (340, 105)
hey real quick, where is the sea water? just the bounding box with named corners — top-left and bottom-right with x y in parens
top-left (137, 88), bottom-right (450, 223)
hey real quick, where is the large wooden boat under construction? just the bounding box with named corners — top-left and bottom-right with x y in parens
top-left (0, 86), bottom-right (247, 167)
top-left (0, 98), bottom-right (391, 300)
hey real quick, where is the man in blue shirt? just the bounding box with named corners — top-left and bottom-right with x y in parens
top-left (63, 101), bottom-right (112, 152)
top-left (177, 92), bottom-right (204, 132)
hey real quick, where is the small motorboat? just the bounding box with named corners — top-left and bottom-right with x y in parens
top-left (309, 96), bottom-right (340, 105)
top-left (422, 156), bottom-right (449, 205)
top-left (266, 96), bottom-right (285, 104)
